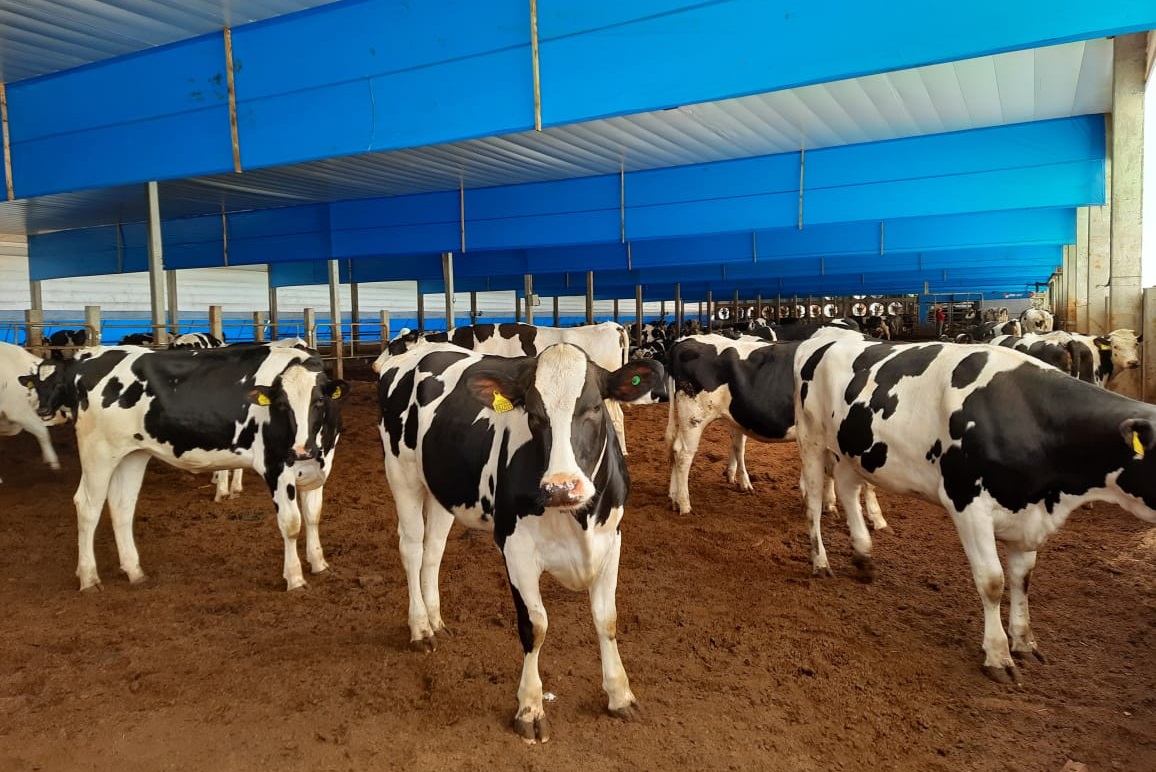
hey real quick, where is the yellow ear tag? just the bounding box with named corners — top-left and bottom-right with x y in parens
top-left (1098, 342), bottom-right (1112, 351)
top-left (492, 392), bottom-right (514, 413)
top-left (331, 386), bottom-right (342, 399)
top-left (257, 393), bottom-right (271, 406)
top-left (1133, 431), bottom-right (1145, 458)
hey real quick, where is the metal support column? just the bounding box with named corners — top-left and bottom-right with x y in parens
top-left (327, 259), bottom-right (344, 380)
top-left (166, 270), bottom-right (180, 335)
top-left (585, 271), bottom-right (595, 324)
top-left (350, 281), bottom-right (360, 346)
top-left (268, 280), bottom-right (279, 340)
top-left (706, 291), bottom-right (714, 332)
top-left (613, 299), bottom-right (619, 322)
top-left (29, 280), bottom-right (42, 314)
top-left (634, 285), bottom-right (644, 347)
top-left (443, 252), bottom-right (456, 330)
top-left (85, 306), bottom-right (101, 345)
top-left (674, 283), bottom-right (683, 333)
top-left (553, 296), bottom-right (560, 326)
top-left (416, 288), bottom-right (425, 333)
top-left (145, 181), bottom-right (169, 345)
top-left (470, 291), bottom-right (478, 324)
top-left (524, 273), bottom-right (534, 325)
top-left (1108, 33), bottom-right (1145, 333)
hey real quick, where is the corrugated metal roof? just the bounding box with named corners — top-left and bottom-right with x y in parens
top-left (0, 38), bottom-right (1112, 236)
top-left (0, 0), bottom-right (338, 83)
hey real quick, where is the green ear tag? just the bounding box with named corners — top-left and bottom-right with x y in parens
top-left (1133, 431), bottom-right (1145, 458)
top-left (631, 375), bottom-right (641, 386)
top-left (492, 392), bottom-right (514, 413)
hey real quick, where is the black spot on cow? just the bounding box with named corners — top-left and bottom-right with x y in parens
top-left (418, 350), bottom-right (470, 377)
top-left (236, 419), bottom-right (259, 450)
top-left (133, 433), bottom-right (144, 441)
top-left (799, 382), bottom-right (809, 405)
top-left (118, 380), bottom-right (145, 409)
top-left (379, 368), bottom-right (415, 457)
top-left (951, 351), bottom-right (988, 389)
top-left (843, 345), bottom-right (894, 404)
top-left (861, 442), bottom-right (888, 472)
top-left (473, 324), bottom-right (495, 344)
top-left (74, 350), bottom-right (129, 411)
top-left (404, 403), bottom-right (419, 450)
top-left (926, 439), bottom-right (943, 461)
top-left (286, 484), bottom-right (296, 501)
top-left (101, 377), bottom-right (125, 409)
top-left (799, 341), bottom-right (837, 384)
top-left (416, 376), bottom-right (446, 406)
top-left (498, 323), bottom-right (538, 356)
top-left (837, 403), bottom-right (876, 458)
top-left (867, 345), bottom-right (939, 419)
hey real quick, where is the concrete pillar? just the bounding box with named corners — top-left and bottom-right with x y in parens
top-left (1088, 187), bottom-right (1112, 335)
top-left (524, 273), bottom-right (534, 325)
top-left (1143, 288), bottom-right (1156, 403)
top-left (585, 271), bottom-right (595, 324)
top-left (145, 181), bottom-right (169, 345)
top-left (1062, 245), bottom-right (1076, 328)
top-left (85, 306), bottom-right (101, 345)
top-left (29, 280), bottom-right (42, 313)
top-left (166, 270), bottom-right (179, 335)
top-left (443, 253), bottom-right (456, 330)
top-left (1073, 208), bottom-right (1091, 333)
top-left (303, 308), bottom-right (317, 349)
top-left (1108, 33), bottom-right (1145, 333)
top-left (209, 305), bottom-right (223, 341)
top-left (380, 310), bottom-right (391, 343)
top-left (24, 309), bottom-right (43, 353)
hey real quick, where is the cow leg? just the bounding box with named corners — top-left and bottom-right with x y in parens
top-left (589, 521), bottom-right (637, 719)
top-left (73, 454), bottom-right (121, 591)
top-left (1006, 548), bottom-right (1044, 664)
top-left (833, 464), bottom-right (874, 580)
top-left (724, 426), bottom-right (752, 491)
top-left (606, 400), bottom-right (627, 456)
top-left (391, 476), bottom-right (436, 649)
top-left (668, 397), bottom-right (710, 515)
top-left (106, 451), bottom-right (151, 585)
top-left (822, 475), bottom-right (838, 515)
top-left (862, 484), bottom-right (888, 530)
top-left (505, 549), bottom-right (550, 744)
top-left (230, 469), bottom-right (244, 497)
top-left (419, 495), bottom-right (455, 638)
top-left (951, 508), bottom-right (1016, 682)
top-left (212, 471), bottom-right (229, 503)
top-left (298, 486), bottom-right (328, 575)
top-left (272, 478), bottom-right (307, 591)
top-left (663, 377), bottom-right (677, 459)
top-left (798, 446), bottom-right (832, 577)
top-left (23, 418), bottom-right (60, 471)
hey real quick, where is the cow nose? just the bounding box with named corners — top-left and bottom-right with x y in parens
top-left (288, 445), bottom-right (316, 462)
top-left (540, 475), bottom-right (589, 508)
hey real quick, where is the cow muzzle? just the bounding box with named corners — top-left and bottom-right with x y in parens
top-left (287, 445), bottom-right (317, 462)
top-left (540, 474), bottom-right (591, 508)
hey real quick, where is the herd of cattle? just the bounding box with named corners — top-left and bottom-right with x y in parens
top-left (1, 311), bottom-right (1152, 741)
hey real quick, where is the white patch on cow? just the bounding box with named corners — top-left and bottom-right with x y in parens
top-left (534, 345), bottom-right (596, 505)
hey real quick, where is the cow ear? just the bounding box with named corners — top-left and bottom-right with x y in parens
top-left (1094, 336), bottom-right (1112, 351)
top-left (603, 359), bottom-right (663, 403)
top-left (17, 375), bottom-right (37, 390)
top-left (324, 379), bottom-right (350, 401)
top-left (247, 386), bottom-right (275, 407)
top-left (466, 368), bottom-right (528, 413)
top-left (1120, 419), bottom-right (1154, 459)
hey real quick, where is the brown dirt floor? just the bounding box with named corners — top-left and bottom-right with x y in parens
top-left (1, 382), bottom-right (1154, 772)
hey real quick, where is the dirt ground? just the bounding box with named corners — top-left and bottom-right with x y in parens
top-left (1, 381), bottom-right (1154, 772)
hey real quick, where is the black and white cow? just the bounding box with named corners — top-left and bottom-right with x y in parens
top-left (1042, 329), bottom-right (1142, 390)
top-left (376, 342), bottom-right (662, 742)
top-left (19, 343), bottom-right (348, 591)
top-left (988, 333), bottom-right (1089, 382)
top-left (1, 342), bottom-right (64, 483)
top-left (169, 332), bottom-right (226, 349)
top-left (118, 332), bottom-right (155, 346)
top-left (665, 334), bottom-right (884, 529)
top-left (43, 329), bottom-right (88, 360)
top-left (376, 322), bottom-right (636, 453)
top-left (1018, 308), bottom-right (1055, 333)
top-left (793, 328), bottom-right (1156, 682)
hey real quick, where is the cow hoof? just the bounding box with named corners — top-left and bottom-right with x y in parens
top-left (608, 702), bottom-right (640, 721)
top-left (513, 716), bottom-right (550, 744)
top-left (409, 636), bottom-right (436, 653)
top-left (811, 565), bottom-right (834, 578)
top-left (128, 573), bottom-right (149, 586)
top-left (79, 582), bottom-right (103, 593)
top-left (1012, 648), bottom-right (1047, 665)
top-left (982, 664), bottom-right (1021, 684)
top-left (286, 580), bottom-right (308, 592)
top-left (49, 462), bottom-right (61, 471)
top-left (310, 561), bottom-right (331, 575)
top-left (850, 554), bottom-right (876, 582)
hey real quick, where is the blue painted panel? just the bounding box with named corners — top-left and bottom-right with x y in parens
top-left (268, 261), bottom-right (335, 288)
top-left (29, 224), bottom-right (148, 280)
top-left (468, 209), bottom-right (621, 250)
top-left (453, 250), bottom-right (527, 278)
top-left (234, 0), bottom-right (533, 166)
top-left (539, 1), bottom-right (1156, 124)
top-left (525, 243), bottom-right (628, 273)
top-left (333, 191), bottom-right (459, 228)
top-left (343, 254), bottom-right (443, 283)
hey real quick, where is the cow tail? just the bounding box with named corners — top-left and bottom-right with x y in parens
top-left (617, 326), bottom-right (629, 368)
top-left (664, 375), bottom-right (678, 462)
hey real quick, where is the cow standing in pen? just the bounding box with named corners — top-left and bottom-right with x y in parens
top-left (19, 343), bottom-right (348, 591)
top-left (170, 332), bottom-right (241, 500)
top-left (793, 327), bottom-right (1156, 682)
top-left (375, 342), bottom-right (662, 742)
top-left (377, 321), bottom-right (634, 452)
top-left (1, 341), bottom-right (65, 483)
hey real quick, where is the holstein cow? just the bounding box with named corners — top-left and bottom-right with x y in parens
top-left (19, 344), bottom-right (348, 591)
top-left (376, 342), bottom-right (662, 742)
top-left (1019, 308), bottom-right (1054, 333)
top-left (118, 332), bottom-right (155, 345)
top-left (1, 342), bottom-right (64, 483)
top-left (376, 322), bottom-right (635, 453)
top-left (1042, 329), bottom-right (1142, 390)
top-left (43, 329), bottom-right (89, 360)
top-left (988, 333), bottom-right (1090, 382)
top-left (665, 334), bottom-right (884, 531)
top-left (169, 332), bottom-right (226, 349)
top-left (794, 328), bottom-right (1156, 682)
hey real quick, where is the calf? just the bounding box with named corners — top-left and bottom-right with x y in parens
top-left (794, 328), bottom-right (1156, 682)
top-left (376, 322), bottom-right (637, 453)
top-left (376, 343), bottom-right (661, 742)
top-left (19, 344), bottom-right (348, 591)
top-left (43, 329), bottom-right (88, 360)
top-left (665, 334), bottom-right (883, 528)
top-left (1, 342), bottom-right (63, 482)
top-left (167, 332), bottom-right (241, 498)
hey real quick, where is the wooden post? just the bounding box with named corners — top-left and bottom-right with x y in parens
top-left (707, 291), bottom-right (714, 332)
top-left (635, 285), bottom-right (644, 346)
top-left (304, 307), bottom-right (317, 349)
top-left (24, 309), bottom-right (44, 354)
top-left (380, 310), bottom-right (391, 350)
top-left (85, 305), bottom-right (102, 346)
top-left (416, 289), bottom-right (425, 333)
top-left (585, 271), bottom-right (595, 324)
top-left (252, 312), bottom-right (265, 342)
top-left (524, 274), bottom-right (535, 325)
top-left (209, 305), bottom-right (223, 342)
top-left (268, 283), bottom-right (279, 340)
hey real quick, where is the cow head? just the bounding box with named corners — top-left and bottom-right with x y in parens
top-left (17, 360), bottom-right (74, 421)
top-left (465, 343), bottom-right (662, 509)
top-left (1101, 329), bottom-right (1142, 374)
top-left (1117, 418), bottom-right (1156, 516)
top-left (248, 361), bottom-right (349, 484)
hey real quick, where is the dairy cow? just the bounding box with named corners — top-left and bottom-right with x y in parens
top-left (988, 333), bottom-right (1088, 382)
top-left (376, 322), bottom-right (637, 453)
top-left (1042, 329), bottom-right (1142, 390)
top-left (665, 334), bottom-right (884, 530)
top-left (1019, 308), bottom-right (1054, 333)
top-left (19, 344), bottom-right (348, 591)
top-left (169, 332), bottom-right (226, 349)
top-left (43, 329), bottom-right (88, 360)
top-left (794, 328), bottom-right (1156, 682)
top-left (1, 342), bottom-right (64, 483)
top-left (376, 342), bottom-right (662, 742)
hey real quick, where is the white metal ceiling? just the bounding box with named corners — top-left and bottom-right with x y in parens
top-left (0, 37), bottom-right (1113, 235)
top-left (0, 0), bottom-right (339, 83)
